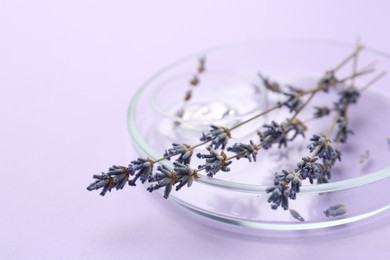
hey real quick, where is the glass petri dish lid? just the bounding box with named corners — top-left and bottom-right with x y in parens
top-left (128, 39), bottom-right (390, 230)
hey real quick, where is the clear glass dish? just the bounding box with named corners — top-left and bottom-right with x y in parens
top-left (128, 39), bottom-right (390, 230)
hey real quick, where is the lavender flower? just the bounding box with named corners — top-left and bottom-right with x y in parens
top-left (196, 147), bottom-right (232, 177)
top-left (338, 88), bottom-right (360, 105)
top-left (267, 170), bottom-right (302, 210)
top-left (108, 165), bottom-right (134, 190)
top-left (258, 73), bottom-right (283, 93)
top-left (173, 161), bottom-right (199, 191)
top-left (266, 181), bottom-right (290, 210)
top-left (284, 119), bottom-right (306, 141)
top-left (258, 121), bottom-right (283, 149)
top-left (87, 174), bottom-right (115, 196)
top-left (318, 71), bottom-right (338, 92)
top-left (87, 165), bottom-right (134, 195)
top-left (282, 86), bottom-right (303, 112)
top-left (324, 204), bottom-right (347, 217)
top-left (147, 165), bottom-right (176, 199)
top-left (314, 106), bottom-right (331, 118)
top-left (163, 143), bottom-right (193, 164)
top-left (296, 157), bottom-right (323, 184)
top-left (258, 120), bottom-right (305, 149)
top-left (227, 140), bottom-right (259, 162)
top-left (200, 125), bottom-right (231, 150)
top-left (335, 117), bottom-right (354, 143)
top-left (128, 158), bottom-right (154, 186)
top-left (307, 134), bottom-right (341, 163)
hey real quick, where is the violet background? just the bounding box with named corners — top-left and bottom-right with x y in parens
top-left (1, 0), bottom-right (390, 259)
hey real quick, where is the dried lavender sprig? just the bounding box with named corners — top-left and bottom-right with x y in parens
top-left (88, 52), bottom-right (377, 197)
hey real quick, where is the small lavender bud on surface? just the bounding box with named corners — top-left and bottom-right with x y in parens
top-left (289, 209), bottom-right (305, 222)
top-left (314, 106), bottom-right (331, 118)
top-left (359, 150), bottom-right (370, 164)
top-left (227, 140), bottom-right (259, 162)
top-left (128, 158), bottom-right (154, 186)
top-left (197, 147), bottom-right (232, 177)
top-left (200, 125), bottom-right (231, 150)
top-left (324, 204), bottom-right (347, 217)
top-left (163, 143), bottom-right (193, 164)
top-left (318, 71), bottom-right (338, 92)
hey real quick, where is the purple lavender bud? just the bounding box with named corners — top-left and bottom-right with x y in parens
top-left (324, 204), bottom-right (347, 217)
top-left (314, 106), bottom-right (331, 118)
top-left (147, 164), bottom-right (176, 199)
top-left (258, 73), bottom-right (283, 93)
top-left (227, 140), bottom-right (259, 162)
top-left (87, 174), bottom-right (114, 196)
top-left (335, 117), bottom-right (354, 143)
top-left (197, 147), bottom-right (232, 177)
top-left (259, 121), bottom-right (284, 149)
top-left (289, 209), bottom-right (305, 222)
top-left (282, 86), bottom-right (304, 112)
top-left (129, 158), bottom-right (154, 186)
top-left (318, 71), bottom-right (338, 92)
top-left (296, 157), bottom-right (323, 184)
top-left (200, 125), bottom-right (231, 150)
top-left (164, 143), bottom-right (193, 164)
top-left (173, 161), bottom-right (198, 191)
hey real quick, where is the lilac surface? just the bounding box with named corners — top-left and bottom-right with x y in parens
top-left (1, 0), bottom-right (390, 259)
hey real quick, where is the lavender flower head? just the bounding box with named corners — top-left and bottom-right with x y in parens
top-left (258, 73), bottom-right (283, 93)
top-left (128, 158), bottom-right (154, 186)
top-left (314, 106), bottom-right (331, 118)
top-left (335, 117), bottom-right (354, 143)
top-left (227, 140), bottom-right (259, 162)
top-left (307, 134), bottom-right (341, 163)
top-left (147, 164), bottom-right (176, 199)
top-left (87, 165), bottom-right (134, 196)
top-left (282, 86), bottom-right (304, 112)
top-left (196, 147), bottom-right (232, 177)
top-left (173, 161), bottom-right (199, 191)
top-left (266, 170), bottom-right (302, 210)
top-left (163, 143), bottom-right (193, 164)
top-left (200, 125), bottom-right (231, 150)
top-left (296, 157), bottom-right (324, 184)
top-left (318, 71), bottom-right (338, 92)
top-left (258, 120), bottom-right (305, 149)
